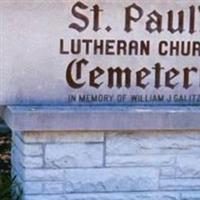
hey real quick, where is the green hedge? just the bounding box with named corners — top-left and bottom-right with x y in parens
top-left (0, 120), bottom-right (11, 173)
top-left (0, 120), bottom-right (21, 199)
top-left (0, 173), bottom-right (23, 200)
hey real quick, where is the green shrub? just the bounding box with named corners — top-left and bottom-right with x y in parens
top-left (0, 173), bottom-right (23, 200)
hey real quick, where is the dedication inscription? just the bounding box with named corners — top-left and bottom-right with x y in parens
top-left (0, 0), bottom-right (200, 105)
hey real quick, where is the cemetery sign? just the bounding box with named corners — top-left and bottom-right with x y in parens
top-left (0, 0), bottom-right (200, 105)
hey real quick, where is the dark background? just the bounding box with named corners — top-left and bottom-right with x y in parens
top-left (0, 118), bottom-right (11, 173)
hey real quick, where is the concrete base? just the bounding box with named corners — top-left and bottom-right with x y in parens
top-left (3, 106), bottom-right (200, 200)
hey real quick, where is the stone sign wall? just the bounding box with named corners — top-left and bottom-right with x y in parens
top-left (1, 0), bottom-right (200, 105)
top-left (1, 1), bottom-right (200, 199)
top-left (3, 106), bottom-right (200, 200)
